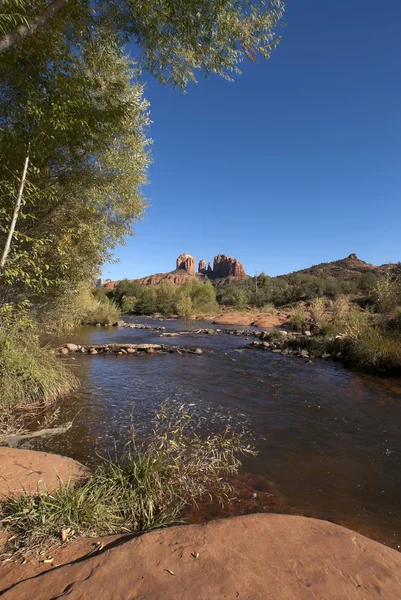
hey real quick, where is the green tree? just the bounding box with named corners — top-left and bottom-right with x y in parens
top-left (0, 1), bottom-right (285, 88)
top-left (156, 282), bottom-right (177, 315)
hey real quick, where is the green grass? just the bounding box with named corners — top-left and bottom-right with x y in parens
top-left (0, 308), bottom-right (77, 430)
top-left (0, 403), bottom-right (256, 553)
top-left (347, 328), bottom-right (401, 372)
top-left (260, 303), bottom-right (275, 314)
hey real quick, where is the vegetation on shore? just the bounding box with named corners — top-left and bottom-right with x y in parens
top-left (0, 403), bottom-right (255, 554)
top-left (95, 278), bottom-right (218, 319)
top-left (0, 304), bottom-right (77, 432)
top-left (259, 276), bottom-right (401, 373)
top-left (0, 0), bottom-right (283, 429)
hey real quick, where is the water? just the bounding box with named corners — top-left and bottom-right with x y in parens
top-left (31, 318), bottom-right (401, 549)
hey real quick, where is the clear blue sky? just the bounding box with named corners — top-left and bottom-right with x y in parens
top-left (102, 0), bottom-right (401, 280)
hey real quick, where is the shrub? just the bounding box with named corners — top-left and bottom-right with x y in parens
top-left (0, 403), bottom-right (255, 552)
top-left (261, 303), bottom-right (275, 313)
top-left (347, 328), bottom-right (401, 372)
top-left (188, 280), bottom-right (218, 314)
top-left (287, 306), bottom-right (309, 331)
top-left (156, 282), bottom-right (178, 315)
top-left (121, 296), bottom-right (137, 314)
top-left (265, 330), bottom-right (286, 342)
top-left (176, 294), bottom-right (193, 319)
top-left (0, 304), bottom-right (77, 428)
top-left (309, 297), bottom-right (327, 329)
top-left (83, 297), bottom-right (121, 325)
top-left (373, 271), bottom-right (401, 315)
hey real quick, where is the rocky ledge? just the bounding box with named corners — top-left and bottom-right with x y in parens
top-left (2, 513), bottom-right (401, 599)
top-left (0, 447), bottom-right (87, 497)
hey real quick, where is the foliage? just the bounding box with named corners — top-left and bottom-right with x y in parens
top-left (183, 279), bottom-right (218, 314)
top-left (121, 295), bottom-right (137, 314)
top-left (347, 329), bottom-right (401, 372)
top-left (261, 302), bottom-right (275, 313)
top-left (265, 330), bottom-right (286, 342)
top-left (0, 303), bottom-right (77, 428)
top-left (0, 402), bottom-right (256, 553)
top-left (287, 305), bottom-right (309, 331)
top-left (309, 297), bottom-right (327, 328)
top-left (176, 294), bottom-right (193, 320)
top-left (0, 0), bottom-right (285, 88)
top-left (373, 270), bottom-right (401, 315)
top-left (0, 36), bottom-right (151, 303)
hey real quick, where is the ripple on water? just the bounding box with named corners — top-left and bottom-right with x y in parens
top-left (31, 321), bottom-right (401, 550)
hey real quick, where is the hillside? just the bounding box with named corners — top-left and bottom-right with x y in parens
top-left (283, 254), bottom-right (390, 281)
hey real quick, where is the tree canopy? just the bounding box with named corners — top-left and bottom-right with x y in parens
top-left (0, 0), bottom-right (284, 312)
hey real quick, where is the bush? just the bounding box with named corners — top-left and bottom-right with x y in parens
top-left (82, 297), bottom-right (121, 325)
top-left (176, 294), bottom-right (193, 319)
top-left (0, 403), bottom-right (255, 553)
top-left (287, 306), bottom-right (309, 331)
top-left (347, 328), bottom-right (401, 372)
top-left (260, 302), bottom-right (275, 313)
top-left (0, 304), bottom-right (77, 428)
top-left (309, 297), bottom-right (327, 329)
top-left (156, 283), bottom-right (178, 315)
top-left (121, 296), bottom-right (137, 314)
top-left (188, 280), bottom-right (218, 314)
top-left (265, 330), bottom-right (287, 342)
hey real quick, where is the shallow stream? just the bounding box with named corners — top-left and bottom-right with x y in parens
top-left (30, 318), bottom-right (401, 550)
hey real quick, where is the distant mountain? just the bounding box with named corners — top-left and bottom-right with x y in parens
top-left (282, 254), bottom-right (392, 281)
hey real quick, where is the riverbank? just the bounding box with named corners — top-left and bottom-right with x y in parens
top-left (1, 482), bottom-right (401, 599)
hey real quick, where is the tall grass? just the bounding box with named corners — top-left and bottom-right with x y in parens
top-left (347, 328), bottom-right (401, 372)
top-left (0, 403), bottom-right (255, 553)
top-left (287, 305), bottom-right (309, 331)
top-left (0, 305), bottom-right (77, 429)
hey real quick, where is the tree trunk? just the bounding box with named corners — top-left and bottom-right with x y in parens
top-left (0, 0), bottom-right (70, 54)
top-left (0, 141), bottom-right (31, 269)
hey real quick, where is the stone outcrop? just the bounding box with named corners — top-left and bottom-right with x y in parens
top-left (2, 514), bottom-right (401, 599)
top-left (138, 272), bottom-right (192, 286)
top-left (0, 448), bottom-right (88, 496)
top-left (211, 254), bottom-right (247, 279)
top-left (176, 253), bottom-right (195, 276)
top-left (198, 259), bottom-right (206, 274)
top-left (100, 253), bottom-right (247, 288)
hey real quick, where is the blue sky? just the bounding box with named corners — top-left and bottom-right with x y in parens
top-left (102, 0), bottom-right (401, 280)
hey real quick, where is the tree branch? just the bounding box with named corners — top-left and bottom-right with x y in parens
top-left (0, 0), bottom-right (70, 54)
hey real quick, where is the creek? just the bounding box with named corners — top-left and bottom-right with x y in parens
top-left (31, 317), bottom-right (401, 550)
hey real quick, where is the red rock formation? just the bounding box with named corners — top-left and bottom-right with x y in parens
top-left (176, 253), bottom-right (195, 276)
top-left (3, 514), bottom-right (401, 599)
top-left (138, 272), bottom-right (193, 286)
top-left (198, 259), bottom-right (206, 274)
top-left (211, 254), bottom-right (246, 279)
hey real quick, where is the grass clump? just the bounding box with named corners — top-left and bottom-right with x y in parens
top-left (265, 330), bottom-right (287, 343)
top-left (260, 302), bottom-right (275, 313)
top-left (0, 403), bottom-right (255, 553)
top-left (287, 305), bottom-right (309, 331)
top-left (347, 328), bottom-right (401, 372)
top-left (0, 304), bottom-right (77, 430)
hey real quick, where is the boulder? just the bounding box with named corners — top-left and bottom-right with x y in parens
top-left (0, 447), bottom-right (87, 497)
top-left (2, 514), bottom-right (401, 599)
top-left (66, 343), bottom-right (79, 352)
